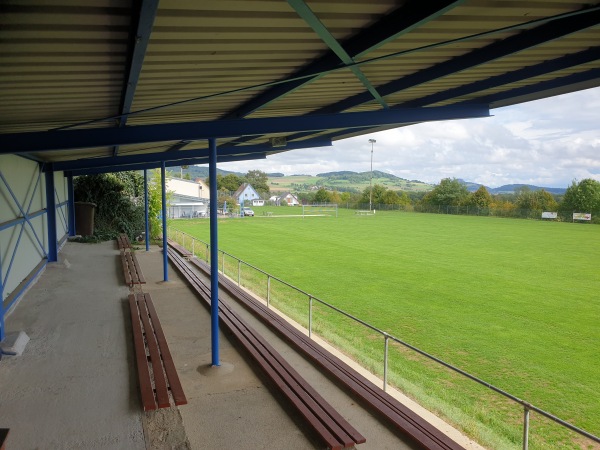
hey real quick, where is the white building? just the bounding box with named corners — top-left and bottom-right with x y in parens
top-left (166, 178), bottom-right (210, 218)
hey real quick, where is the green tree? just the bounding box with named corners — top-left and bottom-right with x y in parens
top-left (421, 178), bottom-right (469, 206)
top-left (220, 173), bottom-right (244, 192)
top-left (381, 190), bottom-right (401, 205)
top-left (466, 186), bottom-right (493, 208)
top-left (360, 184), bottom-right (386, 205)
top-left (245, 170), bottom-right (270, 195)
top-left (314, 188), bottom-right (331, 203)
top-left (560, 179), bottom-right (600, 214)
top-left (73, 173), bottom-right (145, 241)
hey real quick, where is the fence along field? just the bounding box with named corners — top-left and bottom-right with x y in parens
top-left (170, 209), bottom-right (600, 449)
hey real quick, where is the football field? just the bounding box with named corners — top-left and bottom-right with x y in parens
top-left (171, 209), bottom-right (599, 448)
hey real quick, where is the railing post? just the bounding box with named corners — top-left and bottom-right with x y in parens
top-left (308, 295), bottom-right (313, 338)
top-left (383, 332), bottom-right (389, 392)
top-left (192, 238), bottom-right (195, 257)
top-left (523, 405), bottom-right (530, 450)
top-left (221, 250), bottom-right (225, 274)
top-left (267, 275), bottom-right (271, 308)
top-left (206, 243), bottom-right (209, 262)
top-left (238, 259), bottom-right (241, 286)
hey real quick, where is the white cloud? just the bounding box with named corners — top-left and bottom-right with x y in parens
top-left (218, 87), bottom-right (600, 188)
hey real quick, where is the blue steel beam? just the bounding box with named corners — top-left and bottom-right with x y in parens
top-left (45, 165), bottom-right (58, 262)
top-left (400, 47), bottom-right (600, 108)
top-left (208, 137), bottom-right (220, 367)
top-left (144, 169), bottom-right (149, 251)
top-left (52, 138), bottom-right (332, 172)
top-left (161, 162), bottom-right (168, 281)
top-left (312, 8), bottom-right (600, 114)
top-left (287, 0), bottom-right (387, 108)
top-left (112, 0), bottom-right (159, 156)
top-left (459, 68), bottom-right (600, 108)
top-left (223, 0), bottom-right (463, 119)
top-left (67, 172), bottom-right (75, 236)
top-left (69, 153), bottom-right (267, 177)
top-left (1, 105), bottom-right (489, 154)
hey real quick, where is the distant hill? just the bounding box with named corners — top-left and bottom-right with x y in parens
top-left (269, 171), bottom-right (432, 193)
top-left (459, 179), bottom-right (566, 195)
top-left (172, 166), bottom-right (243, 180)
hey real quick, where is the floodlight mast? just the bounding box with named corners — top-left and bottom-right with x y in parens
top-left (368, 139), bottom-right (376, 211)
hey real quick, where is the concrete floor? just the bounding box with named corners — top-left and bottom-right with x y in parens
top-left (0, 241), bottom-right (481, 449)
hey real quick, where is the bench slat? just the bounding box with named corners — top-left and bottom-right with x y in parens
top-left (121, 253), bottom-right (133, 286)
top-left (176, 245), bottom-right (465, 450)
top-left (167, 247), bottom-right (362, 449)
top-left (143, 293), bottom-right (187, 406)
top-left (223, 302), bottom-right (359, 448)
top-left (137, 294), bottom-right (170, 409)
top-left (128, 294), bottom-right (157, 411)
top-left (132, 254), bottom-right (146, 284)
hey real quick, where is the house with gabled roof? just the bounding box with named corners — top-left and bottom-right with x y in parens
top-left (233, 183), bottom-right (261, 205)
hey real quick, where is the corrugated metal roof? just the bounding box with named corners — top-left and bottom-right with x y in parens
top-left (1, 0), bottom-right (599, 170)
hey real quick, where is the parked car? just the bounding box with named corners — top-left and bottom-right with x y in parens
top-left (242, 207), bottom-right (255, 217)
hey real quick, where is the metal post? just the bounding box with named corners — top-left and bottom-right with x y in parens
top-left (192, 238), bottom-right (195, 257)
top-left (0, 245), bottom-right (4, 341)
top-left (238, 260), bottom-right (241, 286)
top-left (66, 172), bottom-right (76, 236)
top-left (308, 295), bottom-right (313, 338)
top-left (45, 164), bottom-right (58, 262)
top-left (144, 169), bottom-right (150, 251)
top-left (221, 251), bottom-right (225, 274)
top-left (368, 138), bottom-right (376, 211)
top-left (267, 275), bottom-right (271, 308)
top-left (523, 405), bottom-right (530, 450)
top-left (208, 137), bottom-right (220, 366)
top-left (205, 243), bottom-right (209, 262)
top-left (161, 162), bottom-right (168, 281)
top-left (383, 333), bottom-right (389, 391)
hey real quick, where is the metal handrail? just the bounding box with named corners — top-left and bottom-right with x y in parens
top-left (168, 226), bottom-right (600, 448)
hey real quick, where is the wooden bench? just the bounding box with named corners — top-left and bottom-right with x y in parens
top-left (172, 244), bottom-right (464, 450)
top-left (117, 233), bottom-right (132, 250)
top-left (121, 251), bottom-right (146, 287)
top-left (166, 245), bottom-right (365, 450)
top-left (0, 429), bottom-right (8, 450)
top-left (128, 292), bottom-right (187, 411)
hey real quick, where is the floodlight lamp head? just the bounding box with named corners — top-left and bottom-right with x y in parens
top-left (368, 139), bottom-right (376, 144)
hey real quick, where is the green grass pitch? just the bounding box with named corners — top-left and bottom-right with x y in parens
top-left (171, 208), bottom-right (599, 448)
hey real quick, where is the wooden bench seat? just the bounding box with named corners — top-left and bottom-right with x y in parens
top-left (128, 292), bottom-right (187, 411)
top-left (167, 245), bottom-right (365, 450)
top-left (168, 241), bottom-right (464, 450)
top-left (121, 251), bottom-right (146, 287)
top-left (117, 233), bottom-right (132, 250)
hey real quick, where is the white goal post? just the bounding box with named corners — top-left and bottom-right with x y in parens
top-left (302, 203), bottom-right (338, 218)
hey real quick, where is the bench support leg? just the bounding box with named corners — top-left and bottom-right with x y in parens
top-left (209, 137), bottom-right (220, 366)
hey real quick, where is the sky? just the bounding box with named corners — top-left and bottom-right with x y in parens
top-left (218, 86), bottom-right (600, 188)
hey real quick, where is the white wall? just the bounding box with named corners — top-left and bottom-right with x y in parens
top-left (0, 155), bottom-right (67, 304)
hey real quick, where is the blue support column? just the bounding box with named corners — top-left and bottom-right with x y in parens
top-left (45, 164), bottom-right (58, 262)
top-left (161, 162), bottom-right (168, 281)
top-left (208, 137), bottom-right (220, 366)
top-left (144, 169), bottom-right (150, 251)
top-left (66, 172), bottom-right (76, 236)
top-left (0, 250), bottom-right (4, 341)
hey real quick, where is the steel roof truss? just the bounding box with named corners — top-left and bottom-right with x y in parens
top-left (287, 0), bottom-right (387, 109)
top-left (315, 6), bottom-right (600, 114)
top-left (1, 105), bottom-right (489, 154)
top-left (52, 138), bottom-right (332, 172)
top-left (112, 0), bottom-right (159, 157)
top-left (223, 0), bottom-right (464, 119)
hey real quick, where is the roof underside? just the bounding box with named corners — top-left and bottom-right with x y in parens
top-left (1, 0), bottom-right (599, 173)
